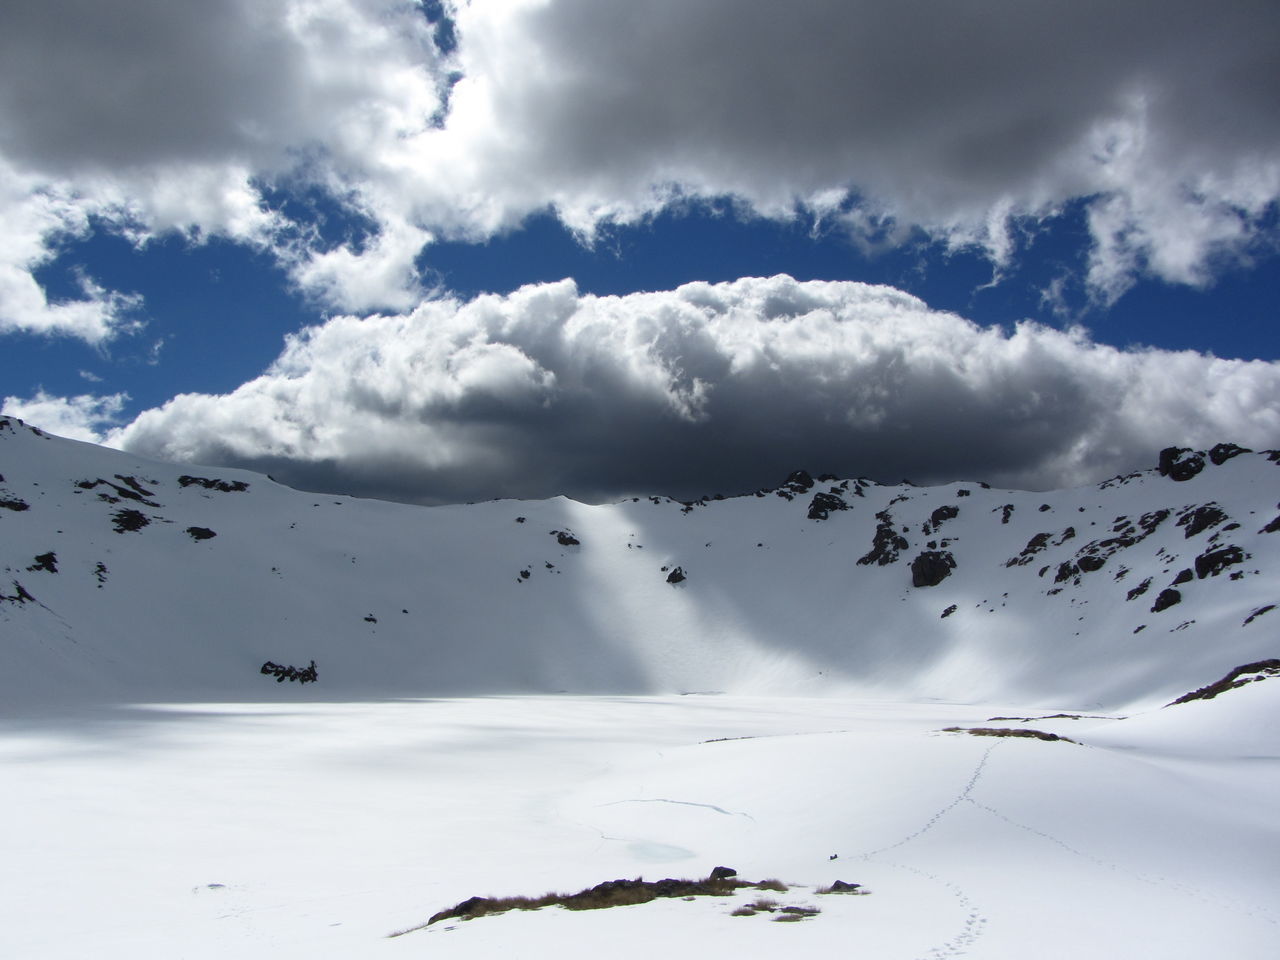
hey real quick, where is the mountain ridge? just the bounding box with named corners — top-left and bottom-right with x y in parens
top-left (2, 415), bottom-right (1276, 710)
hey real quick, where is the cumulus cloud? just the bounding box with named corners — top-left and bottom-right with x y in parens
top-left (430, 0), bottom-right (1280, 288)
top-left (0, 0), bottom-right (445, 331)
top-left (104, 276), bottom-right (1280, 503)
top-left (2, 389), bottom-right (127, 443)
top-left (3, 0), bottom-right (1279, 338)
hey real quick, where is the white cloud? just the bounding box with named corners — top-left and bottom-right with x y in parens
top-left (2, 389), bottom-right (128, 443)
top-left (110, 276), bottom-right (1280, 502)
top-left (3, 0), bottom-right (1279, 336)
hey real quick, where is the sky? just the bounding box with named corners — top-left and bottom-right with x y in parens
top-left (2, 0), bottom-right (1279, 504)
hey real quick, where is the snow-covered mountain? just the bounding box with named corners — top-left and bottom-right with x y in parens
top-left (3, 414), bottom-right (1276, 709)
top-left (4, 414), bottom-right (1280, 960)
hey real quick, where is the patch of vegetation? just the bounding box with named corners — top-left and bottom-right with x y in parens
top-left (407, 869), bottom-right (810, 933)
top-left (943, 727), bottom-right (1078, 743)
top-left (816, 881), bottom-right (869, 895)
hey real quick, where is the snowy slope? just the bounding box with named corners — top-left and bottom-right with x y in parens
top-left (2, 415), bottom-right (1279, 959)
top-left (1, 415), bottom-right (1276, 708)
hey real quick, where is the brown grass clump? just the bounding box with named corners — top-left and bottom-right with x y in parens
top-left (774, 906), bottom-right (821, 922)
top-left (942, 726), bottom-right (1078, 743)
top-left (754, 878), bottom-right (788, 892)
top-left (420, 874), bottom-right (751, 928)
top-left (816, 881), bottom-right (869, 895)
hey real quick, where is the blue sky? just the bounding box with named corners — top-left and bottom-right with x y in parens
top-left (2, 1), bottom-right (1279, 502)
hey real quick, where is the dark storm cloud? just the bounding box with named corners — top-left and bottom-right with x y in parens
top-left (461, 0), bottom-right (1280, 300)
top-left (5, 0), bottom-right (1280, 338)
top-left (111, 277), bottom-right (1280, 502)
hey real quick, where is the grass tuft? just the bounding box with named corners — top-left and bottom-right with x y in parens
top-left (942, 726), bottom-right (1078, 743)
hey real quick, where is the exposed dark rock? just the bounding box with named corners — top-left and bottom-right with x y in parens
top-left (1038, 504), bottom-right (1051, 512)
top-left (1177, 503), bottom-right (1229, 538)
top-left (997, 504), bottom-right (1014, 524)
top-left (1054, 561), bottom-right (1079, 584)
top-left (1260, 512), bottom-right (1280, 534)
top-left (26, 552), bottom-right (57, 573)
top-left (1158, 447), bottom-right (1205, 482)
top-left (1054, 527), bottom-right (1076, 545)
top-left (910, 551), bottom-right (956, 587)
top-left (76, 477), bottom-right (161, 507)
top-left (111, 509), bottom-right (151, 533)
top-left (515, 516), bottom-right (526, 523)
top-left (179, 475), bottom-right (250, 493)
top-left (956, 489), bottom-right (971, 497)
top-left (1, 580), bottom-right (36, 604)
top-left (1151, 588), bottom-right (1182, 613)
top-left (1077, 555), bottom-right (1106, 573)
top-left (1169, 659), bottom-right (1280, 705)
top-left (186, 526), bottom-right (217, 541)
top-left (1243, 605), bottom-right (1275, 626)
top-left (0, 497), bottom-right (30, 511)
top-left (807, 491), bottom-right (849, 521)
top-left (922, 505), bottom-right (959, 535)
top-left (940, 604), bottom-right (958, 619)
top-left (1171, 568), bottom-right (1193, 585)
top-left (1006, 532), bottom-right (1051, 567)
top-left (553, 530), bottom-right (580, 546)
top-left (1071, 509), bottom-right (1169, 564)
top-left (857, 511), bottom-right (909, 566)
top-left (666, 566), bottom-right (686, 584)
top-left (1194, 544), bottom-right (1246, 579)
top-left (260, 660), bottom-right (318, 684)
top-left (519, 569), bottom-right (530, 580)
top-left (708, 866), bottom-right (738, 880)
top-left (1208, 442), bottom-right (1250, 465)
top-left (783, 470), bottom-right (814, 493)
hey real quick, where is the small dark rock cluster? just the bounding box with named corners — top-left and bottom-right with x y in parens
top-left (111, 509), bottom-right (151, 533)
top-left (179, 475), bottom-right (250, 493)
top-left (260, 660), bottom-right (318, 684)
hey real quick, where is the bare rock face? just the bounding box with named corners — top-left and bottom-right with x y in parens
top-left (857, 511), bottom-right (909, 566)
top-left (807, 491), bottom-right (849, 521)
top-left (1158, 447), bottom-right (1205, 482)
top-left (1177, 503), bottom-right (1229, 538)
top-left (1151, 588), bottom-right (1182, 613)
top-left (1208, 442), bottom-right (1251, 465)
top-left (783, 470), bottom-right (815, 494)
top-left (666, 566), bottom-right (687, 584)
top-left (922, 504), bottom-right (959, 536)
top-left (1195, 544), bottom-right (1246, 579)
top-left (910, 550), bottom-right (956, 587)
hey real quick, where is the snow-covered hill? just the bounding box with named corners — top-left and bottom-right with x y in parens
top-left (3, 415), bottom-right (1279, 959)
top-left (1, 415), bottom-right (1276, 708)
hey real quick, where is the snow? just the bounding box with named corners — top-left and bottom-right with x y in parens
top-left (2, 695), bottom-right (1277, 958)
top-left (1, 417), bottom-right (1278, 956)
